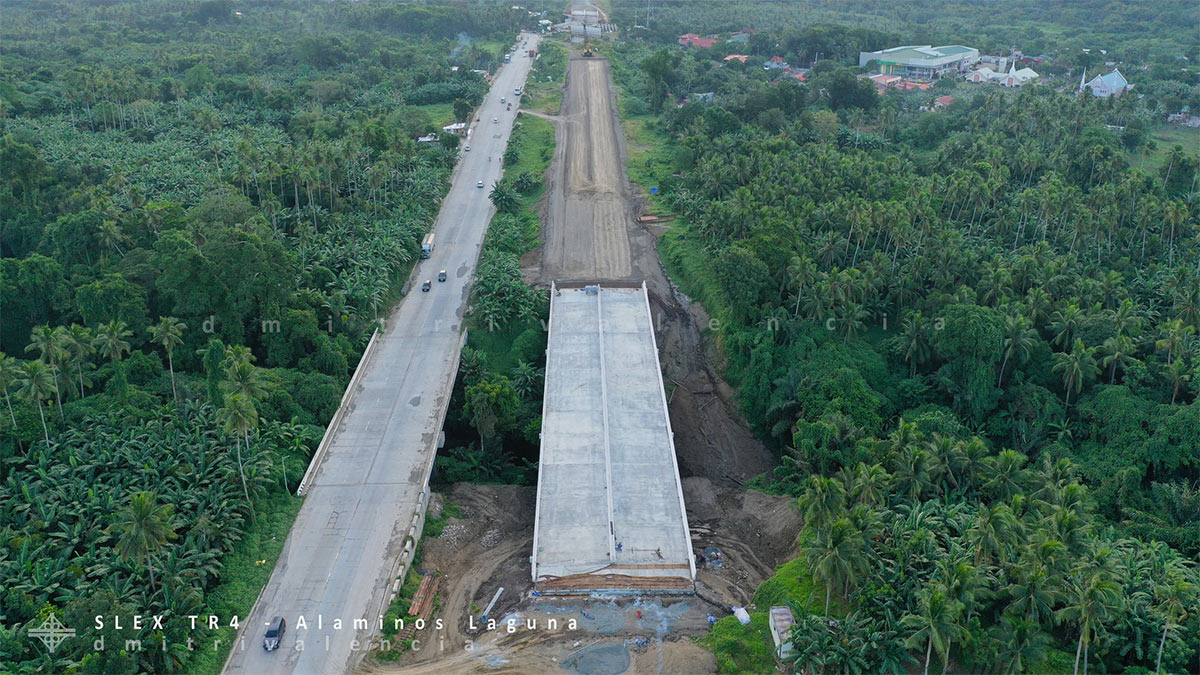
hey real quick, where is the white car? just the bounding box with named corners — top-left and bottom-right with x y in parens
top-left (514, 88), bottom-right (521, 96)
top-left (492, 117), bottom-right (499, 123)
top-left (464, 145), bottom-right (471, 152)
top-left (477, 180), bottom-right (484, 188)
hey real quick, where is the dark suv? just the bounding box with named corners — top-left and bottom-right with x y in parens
top-left (263, 616), bottom-right (285, 651)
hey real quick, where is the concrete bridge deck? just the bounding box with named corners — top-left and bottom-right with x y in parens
top-left (531, 282), bottom-right (694, 593)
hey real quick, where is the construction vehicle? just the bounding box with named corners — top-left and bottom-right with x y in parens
top-left (421, 233), bottom-right (434, 258)
top-left (582, 21), bottom-right (594, 57)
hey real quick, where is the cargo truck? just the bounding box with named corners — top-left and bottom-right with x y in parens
top-left (421, 233), bottom-right (434, 258)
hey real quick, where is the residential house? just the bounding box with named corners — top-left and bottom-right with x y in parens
top-left (1082, 69), bottom-right (1130, 97)
top-left (678, 33), bottom-right (717, 48)
top-left (728, 28), bottom-right (755, 43)
top-left (723, 54), bottom-right (749, 63)
top-left (442, 122), bottom-right (468, 136)
top-left (1167, 111), bottom-right (1200, 128)
top-left (935, 95), bottom-right (954, 107)
top-left (867, 73), bottom-right (902, 91)
top-left (763, 56), bottom-right (789, 70)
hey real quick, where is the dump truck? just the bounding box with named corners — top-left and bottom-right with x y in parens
top-left (421, 233), bottom-right (434, 259)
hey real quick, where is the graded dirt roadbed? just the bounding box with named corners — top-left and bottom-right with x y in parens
top-left (542, 56), bottom-right (634, 280)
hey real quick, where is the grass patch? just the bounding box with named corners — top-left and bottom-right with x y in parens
top-left (659, 225), bottom-right (731, 324)
top-left (698, 554), bottom-right (840, 674)
top-left (620, 112), bottom-right (674, 190)
top-left (415, 102), bottom-right (456, 128)
top-left (421, 499), bottom-right (463, 538)
top-left (507, 114), bottom-right (556, 206)
top-left (1131, 123), bottom-right (1200, 171)
top-left (752, 554), bottom-right (848, 617)
top-left (697, 612), bottom-right (777, 674)
top-left (182, 491), bottom-right (305, 675)
top-left (373, 567), bottom-right (426, 661)
top-left (525, 40), bottom-right (567, 113)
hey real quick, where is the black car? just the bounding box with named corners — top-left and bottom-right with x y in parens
top-left (438, 270), bottom-right (447, 282)
top-left (421, 279), bottom-right (432, 292)
top-left (263, 616), bottom-right (285, 651)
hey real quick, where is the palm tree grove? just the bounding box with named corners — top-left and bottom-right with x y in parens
top-left (0, 0), bottom-right (1197, 673)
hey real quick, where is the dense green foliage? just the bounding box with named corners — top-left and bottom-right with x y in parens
top-left (611, 17), bottom-right (1199, 673)
top-left (0, 1), bottom-right (532, 671)
top-left (613, 0), bottom-right (1197, 68)
top-left (0, 404), bottom-right (317, 671)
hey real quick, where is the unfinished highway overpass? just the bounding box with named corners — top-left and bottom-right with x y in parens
top-left (531, 282), bottom-right (695, 594)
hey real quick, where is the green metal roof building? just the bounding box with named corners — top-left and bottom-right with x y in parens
top-left (859, 45), bottom-right (980, 79)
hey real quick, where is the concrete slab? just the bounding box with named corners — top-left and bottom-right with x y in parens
top-left (532, 283), bottom-right (694, 590)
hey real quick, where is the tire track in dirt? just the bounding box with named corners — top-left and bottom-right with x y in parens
top-left (541, 55), bottom-right (633, 281)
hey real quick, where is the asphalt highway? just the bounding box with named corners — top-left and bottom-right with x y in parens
top-left (221, 32), bottom-right (541, 675)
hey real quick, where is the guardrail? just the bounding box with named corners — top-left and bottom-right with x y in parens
top-left (374, 330), bottom-right (469, 633)
top-left (295, 327), bottom-right (383, 496)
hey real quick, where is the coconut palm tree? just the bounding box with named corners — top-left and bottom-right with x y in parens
top-left (902, 587), bottom-right (964, 675)
top-left (148, 316), bottom-right (186, 405)
top-left (967, 503), bottom-right (1022, 566)
top-left (1163, 357), bottom-right (1192, 405)
top-left (1154, 319), bottom-right (1193, 366)
top-left (25, 325), bottom-right (68, 418)
top-left (222, 359), bottom-right (267, 403)
top-left (63, 324), bottom-right (96, 397)
top-left (1057, 572), bottom-right (1122, 675)
top-left (804, 517), bottom-right (866, 618)
top-left (797, 474), bottom-right (846, 532)
top-left (1153, 571), bottom-right (1196, 674)
top-left (217, 393), bottom-right (259, 521)
top-left (0, 352), bottom-right (18, 427)
top-left (108, 490), bottom-right (176, 592)
top-left (1052, 339), bottom-right (1099, 406)
top-left (1098, 335), bottom-right (1135, 384)
top-left (993, 614), bottom-right (1051, 673)
top-left (15, 360), bottom-right (57, 446)
top-left (998, 314), bottom-right (1038, 387)
top-left (95, 320), bottom-right (133, 364)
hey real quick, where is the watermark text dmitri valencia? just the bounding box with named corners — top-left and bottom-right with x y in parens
top-left (36, 612), bottom-right (577, 655)
top-left (189, 305), bottom-right (945, 338)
